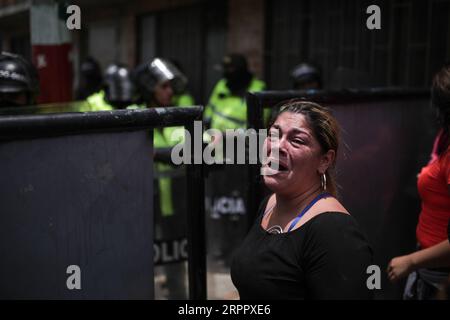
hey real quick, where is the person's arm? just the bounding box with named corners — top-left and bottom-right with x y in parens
top-left (388, 239), bottom-right (450, 282)
top-left (223, 290), bottom-right (240, 300)
top-left (154, 147), bottom-right (175, 164)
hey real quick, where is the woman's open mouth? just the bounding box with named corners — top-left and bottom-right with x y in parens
top-left (264, 159), bottom-right (290, 174)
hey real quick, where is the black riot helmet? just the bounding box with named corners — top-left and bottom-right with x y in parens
top-left (0, 51), bottom-right (39, 108)
top-left (291, 62), bottom-right (322, 90)
top-left (220, 53), bottom-right (252, 94)
top-left (168, 58), bottom-right (189, 95)
top-left (133, 57), bottom-right (187, 103)
top-left (103, 63), bottom-right (135, 109)
top-left (75, 56), bottom-right (103, 100)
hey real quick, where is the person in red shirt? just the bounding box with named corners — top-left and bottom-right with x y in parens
top-left (388, 64), bottom-right (450, 299)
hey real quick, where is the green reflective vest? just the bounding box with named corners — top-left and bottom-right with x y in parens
top-left (154, 129), bottom-right (175, 217)
top-left (172, 92), bottom-right (195, 107)
top-left (129, 101), bottom-right (190, 218)
top-left (154, 124), bottom-right (186, 218)
top-left (80, 90), bottom-right (114, 112)
top-left (204, 77), bottom-right (268, 131)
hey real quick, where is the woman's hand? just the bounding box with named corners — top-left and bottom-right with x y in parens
top-left (387, 255), bottom-right (415, 282)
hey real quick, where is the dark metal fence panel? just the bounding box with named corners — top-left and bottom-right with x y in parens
top-left (330, 98), bottom-right (434, 300)
top-left (0, 106), bottom-right (205, 300)
top-left (0, 130), bottom-right (154, 299)
top-left (246, 89), bottom-right (435, 299)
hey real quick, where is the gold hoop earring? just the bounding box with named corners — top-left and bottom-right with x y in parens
top-left (321, 173), bottom-right (327, 191)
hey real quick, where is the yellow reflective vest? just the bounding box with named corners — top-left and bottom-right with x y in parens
top-left (204, 77), bottom-right (268, 131)
top-left (128, 101), bottom-right (189, 217)
top-left (80, 90), bottom-right (114, 112)
top-left (172, 92), bottom-right (195, 107)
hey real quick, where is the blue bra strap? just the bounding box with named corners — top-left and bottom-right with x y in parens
top-left (287, 192), bottom-right (332, 232)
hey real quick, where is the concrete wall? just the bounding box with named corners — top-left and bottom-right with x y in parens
top-left (77, 0), bottom-right (202, 67)
top-left (75, 0), bottom-right (265, 75)
top-left (0, 0), bottom-right (267, 96)
top-left (228, 0), bottom-right (265, 78)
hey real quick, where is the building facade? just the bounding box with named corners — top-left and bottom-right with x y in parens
top-left (0, 0), bottom-right (449, 103)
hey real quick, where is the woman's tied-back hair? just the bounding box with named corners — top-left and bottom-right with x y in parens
top-left (431, 64), bottom-right (450, 155)
top-left (273, 100), bottom-right (341, 197)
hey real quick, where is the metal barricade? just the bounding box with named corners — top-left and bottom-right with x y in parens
top-left (0, 106), bottom-right (205, 299)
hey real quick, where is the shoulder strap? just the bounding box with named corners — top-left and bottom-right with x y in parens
top-left (287, 192), bottom-right (332, 232)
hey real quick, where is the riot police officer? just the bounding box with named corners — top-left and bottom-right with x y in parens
top-left (75, 56), bottom-right (103, 101)
top-left (133, 57), bottom-right (188, 299)
top-left (204, 53), bottom-right (266, 131)
top-left (104, 63), bottom-right (136, 109)
top-left (291, 62), bottom-right (322, 90)
top-left (0, 51), bottom-right (39, 109)
top-left (133, 57), bottom-right (187, 108)
top-left (81, 63), bottom-right (136, 112)
top-left (168, 59), bottom-right (195, 107)
top-left (203, 54), bottom-right (267, 269)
